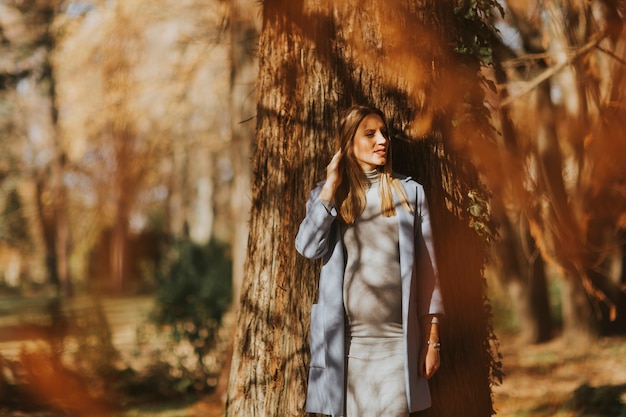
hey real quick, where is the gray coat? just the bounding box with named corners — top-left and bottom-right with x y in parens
top-left (295, 175), bottom-right (445, 416)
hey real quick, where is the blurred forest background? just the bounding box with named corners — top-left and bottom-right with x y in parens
top-left (0, 0), bottom-right (624, 416)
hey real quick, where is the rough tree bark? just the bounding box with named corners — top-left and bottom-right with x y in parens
top-left (226, 1), bottom-right (499, 416)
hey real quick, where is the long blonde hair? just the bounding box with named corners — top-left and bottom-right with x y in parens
top-left (335, 105), bottom-right (412, 224)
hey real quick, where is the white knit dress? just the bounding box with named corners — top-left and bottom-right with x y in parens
top-left (341, 171), bottom-right (409, 417)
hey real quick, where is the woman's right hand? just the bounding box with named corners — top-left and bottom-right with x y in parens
top-left (319, 150), bottom-right (342, 201)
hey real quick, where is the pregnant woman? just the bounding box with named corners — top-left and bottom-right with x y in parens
top-left (296, 105), bottom-right (445, 416)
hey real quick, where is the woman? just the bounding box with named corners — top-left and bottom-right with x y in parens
top-left (295, 105), bottom-right (444, 417)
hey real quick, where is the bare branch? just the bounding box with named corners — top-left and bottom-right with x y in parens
top-left (597, 45), bottom-right (626, 67)
top-left (498, 34), bottom-right (606, 108)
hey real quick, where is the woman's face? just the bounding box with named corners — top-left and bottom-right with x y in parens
top-left (352, 114), bottom-right (388, 172)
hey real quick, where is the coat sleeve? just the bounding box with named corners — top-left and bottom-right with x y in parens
top-left (295, 184), bottom-right (338, 260)
top-left (415, 183), bottom-right (445, 317)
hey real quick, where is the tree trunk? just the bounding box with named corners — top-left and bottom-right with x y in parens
top-left (110, 198), bottom-right (129, 293)
top-left (35, 175), bottom-right (59, 290)
top-left (225, 4), bottom-right (327, 415)
top-left (226, 1), bottom-right (498, 416)
top-left (31, 107), bottom-right (70, 298)
top-left (617, 227), bottom-right (626, 288)
top-left (101, 6), bottom-right (141, 293)
top-left (534, 80), bottom-right (598, 340)
top-left (493, 207), bottom-right (552, 343)
top-left (490, 57), bottom-right (553, 344)
top-left (228, 0), bottom-right (260, 308)
top-left (560, 272), bottom-right (597, 342)
top-left (50, 154), bottom-right (71, 296)
top-left (39, 1), bottom-right (72, 296)
top-left (525, 228), bottom-right (552, 342)
top-left (47, 47), bottom-right (71, 297)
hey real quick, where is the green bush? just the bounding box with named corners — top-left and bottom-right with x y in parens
top-left (566, 383), bottom-right (626, 417)
top-left (149, 236), bottom-right (232, 393)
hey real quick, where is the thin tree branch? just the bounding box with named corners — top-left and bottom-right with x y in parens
top-left (597, 45), bottom-right (626, 67)
top-left (498, 34), bottom-right (606, 108)
top-left (501, 52), bottom-right (552, 69)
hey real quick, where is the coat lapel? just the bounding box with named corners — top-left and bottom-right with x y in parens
top-left (394, 179), bottom-right (428, 411)
top-left (393, 180), bottom-right (416, 323)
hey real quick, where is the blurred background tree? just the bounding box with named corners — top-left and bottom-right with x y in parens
top-left (483, 0), bottom-right (626, 343)
top-left (0, 0), bottom-right (254, 413)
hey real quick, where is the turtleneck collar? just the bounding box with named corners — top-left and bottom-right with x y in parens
top-left (363, 168), bottom-right (381, 184)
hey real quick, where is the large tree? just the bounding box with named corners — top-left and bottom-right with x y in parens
top-left (226, 1), bottom-right (501, 416)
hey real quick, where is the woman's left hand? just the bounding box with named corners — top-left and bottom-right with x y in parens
top-left (418, 343), bottom-right (440, 379)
